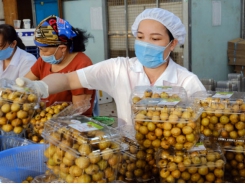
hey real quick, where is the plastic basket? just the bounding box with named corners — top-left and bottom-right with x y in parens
top-left (0, 144), bottom-right (47, 183)
top-left (0, 135), bottom-right (34, 151)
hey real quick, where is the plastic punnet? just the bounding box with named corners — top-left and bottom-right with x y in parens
top-left (191, 91), bottom-right (245, 140)
top-left (0, 78), bottom-right (39, 105)
top-left (156, 140), bottom-right (226, 183)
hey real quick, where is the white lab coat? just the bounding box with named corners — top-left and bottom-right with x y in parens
top-left (77, 57), bottom-right (206, 126)
top-left (0, 47), bottom-right (36, 80)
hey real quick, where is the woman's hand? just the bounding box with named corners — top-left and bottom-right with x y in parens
top-left (16, 77), bottom-right (49, 98)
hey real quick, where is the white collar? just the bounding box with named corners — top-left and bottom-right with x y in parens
top-left (161, 58), bottom-right (178, 84)
top-left (9, 47), bottom-right (21, 66)
top-left (131, 57), bottom-right (178, 84)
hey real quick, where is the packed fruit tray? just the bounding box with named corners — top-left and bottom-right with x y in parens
top-left (41, 115), bottom-right (122, 182)
top-left (0, 100), bottom-right (35, 135)
top-left (156, 139), bottom-right (226, 183)
top-left (31, 171), bottom-right (65, 183)
top-left (41, 115), bottom-right (120, 153)
top-left (191, 91), bottom-right (245, 140)
top-left (27, 99), bottom-right (91, 143)
top-left (223, 150), bottom-right (245, 182)
top-left (116, 135), bottom-right (159, 183)
top-left (217, 138), bottom-right (245, 152)
top-left (27, 101), bottom-right (72, 143)
top-left (131, 86), bottom-right (188, 108)
top-left (133, 105), bottom-right (202, 150)
top-left (0, 78), bottom-right (39, 104)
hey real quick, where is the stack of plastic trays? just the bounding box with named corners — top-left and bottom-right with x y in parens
top-left (228, 73), bottom-right (242, 92)
top-left (200, 79), bottom-right (216, 91)
top-left (242, 77), bottom-right (245, 92)
top-left (215, 81), bottom-right (234, 92)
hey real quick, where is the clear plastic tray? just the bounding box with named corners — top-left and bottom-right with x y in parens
top-left (31, 173), bottom-right (64, 183)
top-left (223, 150), bottom-right (245, 182)
top-left (0, 135), bottom-right (33, 151)
top-left (133, 105), bottom-right (202, 150)
top-left (0, 78), bottom-right (39, 104)
top-left (29, 101), bottom-right (72, 142)
top-left (156, 140), bottom-right (225, 183)
top-left (0, 100), bottom-right (35, 135)
top-left (43, 141), bottom-right (120, 183)
top-left (42, 115), bottom-right (120, 155)
top-left (116, 137), bottom-right (158, 183)
top-left (131, 86), bottom-right (188, 107)
top-left (191, 91), bottom-right (245, 139)
top-left (216, 138), bottom-right (245, 152)
top-left (55, 99), bottom-right (91, 117)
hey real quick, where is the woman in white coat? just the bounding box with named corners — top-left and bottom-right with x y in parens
top-left (0, 24), bottom-right (36, 80)
top-left (17, 8), bottom-right (205, 126)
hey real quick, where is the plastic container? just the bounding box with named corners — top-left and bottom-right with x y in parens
top-left (0, 135), bottom-right (33, 151)
top-left (223, 150), bottom-right (245, 182)
top-left (41, 115), bottom-right (121, 183)
top-left (28, 100), bottom-right (90, 143)
top-left (31, 173), bottom-right (64, 183)
top-left (133, 104), bottom-right (202, 150)
top-left (23, 19), bottom-right (31, 29)
top-left (0, 144), bottom-right (47, 183)
top-left (0, 78), bottom-right (39, 105)
top-left (13, 20), bottom-right (21, 29)
top-left (191, 91), bottom-right (245, 140)
top-left (42, 115), bottom-right (120, 154)
top-left (43, 141), bottom-right (121, 183)
top-left (131, 86), bottom-right (188, 108)
top-left (0, 176), bottom-right (14, 183)
top-left (55, 99), bottom-right (91, 117)
top-left (217, 138), bottom-right (245, 152)
top-left (28, 101), bottom-right (72, 143)
top-left (156, 140), bottom-right (226, 183)
top-left (0, 100), bottom-right (35, 135)
top-left (116, 135), bottom-right (159, 183)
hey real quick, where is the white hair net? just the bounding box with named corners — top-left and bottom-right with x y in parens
top-left (131, 8), bottom-right (186, 45)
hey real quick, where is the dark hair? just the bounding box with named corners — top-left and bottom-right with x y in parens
top-left (67, 28), bottom-right (93, 52)
top-left (167, 29), bottom-right (174, 42)
top-left (0, 24), bottom-right (26, 50)
top-left (166, 28), bottom-right (175, 59)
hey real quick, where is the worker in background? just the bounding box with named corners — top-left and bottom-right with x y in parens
top-left (0, 24), bottom-right (36, 80)
top-left (17, 8), bottom-right (205, 125)
top-left (24, 15), bottom-right (95, 116)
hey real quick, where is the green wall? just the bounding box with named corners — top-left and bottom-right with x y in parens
top-left (63, 0), bottom-right (106, 64)
top-left (191, 0), bottom-right (241, 81)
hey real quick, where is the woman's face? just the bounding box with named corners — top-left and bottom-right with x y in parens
top-left (0, 34), bottom-right (16, 50)
top-left (136, 19), bottom-right (174, 60)
top-left (38, 46), bottom-right (65, 59)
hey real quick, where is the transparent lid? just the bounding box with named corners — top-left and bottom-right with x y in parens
top-left (156, 139), bottom-right (225, 168)
top-left (55, 99), bottom-right (91, 117)
top-left (42, 115), bottom-right (120, 156)
top-left (217, 138), bottom-right (245, 152)
top-left (31, 173), bottom-right (64, 183)
top-left (0, 78), bottom-right (39, 104)
top-left (133, 104), bottom-right (203, 123)
top-left (191, 91), bottom-right (245, 113)
top-left (131, 86), bottom-right (188, 107)
top-left (117, 132), bottom-right (157, 182)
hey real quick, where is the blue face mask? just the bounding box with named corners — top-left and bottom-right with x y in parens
top-left (134, 40), bottom-right (172, 68)
top-left (41, 47), bottom-right (64, 64)
top-left (0, 46), bottom-right (14, 60)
